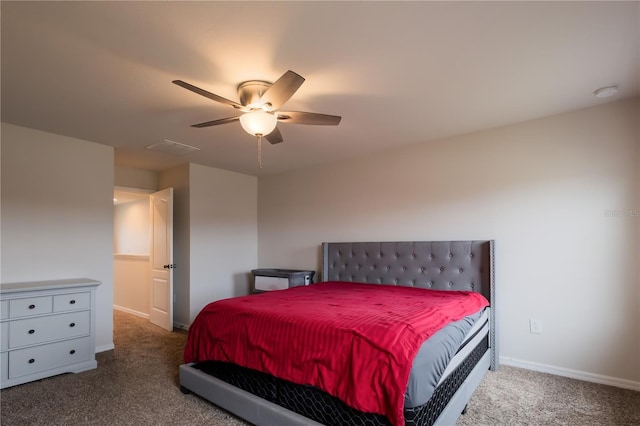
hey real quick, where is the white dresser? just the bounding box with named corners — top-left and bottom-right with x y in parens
top-left (0, 278), bottom-right (100, 389)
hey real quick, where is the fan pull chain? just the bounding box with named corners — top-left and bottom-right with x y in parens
top-left (257, 135), bottom-right (263, 169)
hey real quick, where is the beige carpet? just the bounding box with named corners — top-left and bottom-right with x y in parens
top-left (1, 310), bottom-right (638, 425)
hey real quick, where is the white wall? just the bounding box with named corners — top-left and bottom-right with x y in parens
top-left (158, 163), bottom-right (258, 325)
top-left (1, 123), bottom-right (115, 352)
top-left (113, 198), bottom-right (150, 317)
top-left (114, 198), bottom-right (150, 255)
top-left (114, 165), bottom-right (158, 191)
top-left (188, 163), bottom-right (258, 321)
top-left (258, 99), bottom-right (640, 387)
top-left (114, 162), bottom-right (258, 329)
top-left (113, 255), bottom-right (150, 317)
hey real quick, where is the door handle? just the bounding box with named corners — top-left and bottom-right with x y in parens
top-left (163, 264), bottom-right (176, 269)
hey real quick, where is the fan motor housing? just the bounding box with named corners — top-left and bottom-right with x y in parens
top-left (238, 80), bottom-right (272, 107)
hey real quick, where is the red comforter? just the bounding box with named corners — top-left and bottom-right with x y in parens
top-left (184, 282), bottom-right (489, 426)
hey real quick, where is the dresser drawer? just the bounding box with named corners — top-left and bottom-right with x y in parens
top-left (9, 296), bottom-right (52, 318)
top-left (0, 279), bottom-right (100, 389)
top-left (9, 311), bottom-right (90, 349)
top-left (1, 352), bottom-right (7, 381)
top-left (54, 292), bottom-right (90, 312)
top-left (1, 301), bottom-right (8, 319)
top-left (1, 322), bottom-right (8, 351)
top-left (8, 336), bottom-right (92, 379)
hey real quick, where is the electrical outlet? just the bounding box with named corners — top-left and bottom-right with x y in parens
top-left (529, 318), bottom-right (543, 334)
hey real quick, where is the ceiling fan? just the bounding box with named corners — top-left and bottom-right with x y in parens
top-left (172, 70), bottom-right (341, 146)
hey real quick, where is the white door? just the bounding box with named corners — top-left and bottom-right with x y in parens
top-left (149, 188), bottom-right (173, 331)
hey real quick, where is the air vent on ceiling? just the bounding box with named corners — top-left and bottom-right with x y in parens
top-left (145, 139), bottom-right (200, 155)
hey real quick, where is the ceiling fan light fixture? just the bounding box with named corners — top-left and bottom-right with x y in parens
top-left (239, 110), bottom-right (278, 136)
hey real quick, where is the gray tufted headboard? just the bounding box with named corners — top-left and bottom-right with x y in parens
top-left (322, 240), bottom-right (497, 369)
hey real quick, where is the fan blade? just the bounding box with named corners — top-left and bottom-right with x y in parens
top-left (265, 127), bottom-right (284, 144)
top-left (191, 116), bottom-right (240, 128)
top-left (277, 111), bottom-right (341, 126)
top-left (173, 80), bottom-right (244, 110)
top-left (260, 71), bottom-right (305, 110)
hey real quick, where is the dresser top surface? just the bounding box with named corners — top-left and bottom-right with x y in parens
top-left (0, 278), bottom-right (100, 294)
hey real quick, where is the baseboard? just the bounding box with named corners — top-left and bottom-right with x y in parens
top-left (500, 356), bottom-right (640, 391)
top-left (113, 305), bottom-right (188, 332)
top-left (114, 304), bottom-right (149, 319)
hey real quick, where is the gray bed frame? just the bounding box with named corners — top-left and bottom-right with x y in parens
top-left (180, 240), bottom-right (496, 426)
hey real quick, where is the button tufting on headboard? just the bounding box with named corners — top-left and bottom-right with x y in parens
top-left (322, 241), bottom-right (492, 300)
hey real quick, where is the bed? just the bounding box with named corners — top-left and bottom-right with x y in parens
top-left (180, 240), bottom-right (497, 426)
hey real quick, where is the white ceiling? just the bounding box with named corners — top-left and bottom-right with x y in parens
top-left (2, 1), bottom-right (638, 176)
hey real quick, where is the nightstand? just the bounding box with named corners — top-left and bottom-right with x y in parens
top-left (251, 269), bottom-right (315, 292)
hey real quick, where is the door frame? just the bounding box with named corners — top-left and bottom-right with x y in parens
top-left (112, 186), bottom-right (157, 321)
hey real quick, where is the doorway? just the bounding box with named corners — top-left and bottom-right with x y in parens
top-left (113, 187), bottom-right (152, 319)
top-left (113, 186), bottom-right (174, 331)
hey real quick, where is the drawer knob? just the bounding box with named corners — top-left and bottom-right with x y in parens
top-left (28, 329), bottom-right (35, 334)
top-left (70, 300), bottom-right (76, 304)
top-left (28, 304), bottom-right (35, 309)
top-left (69, 349), bottom-right (76, 355)
top-left (69, 323), bottom-right (76, 328)
top-left (28, 358), bottom-right (35, 364)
